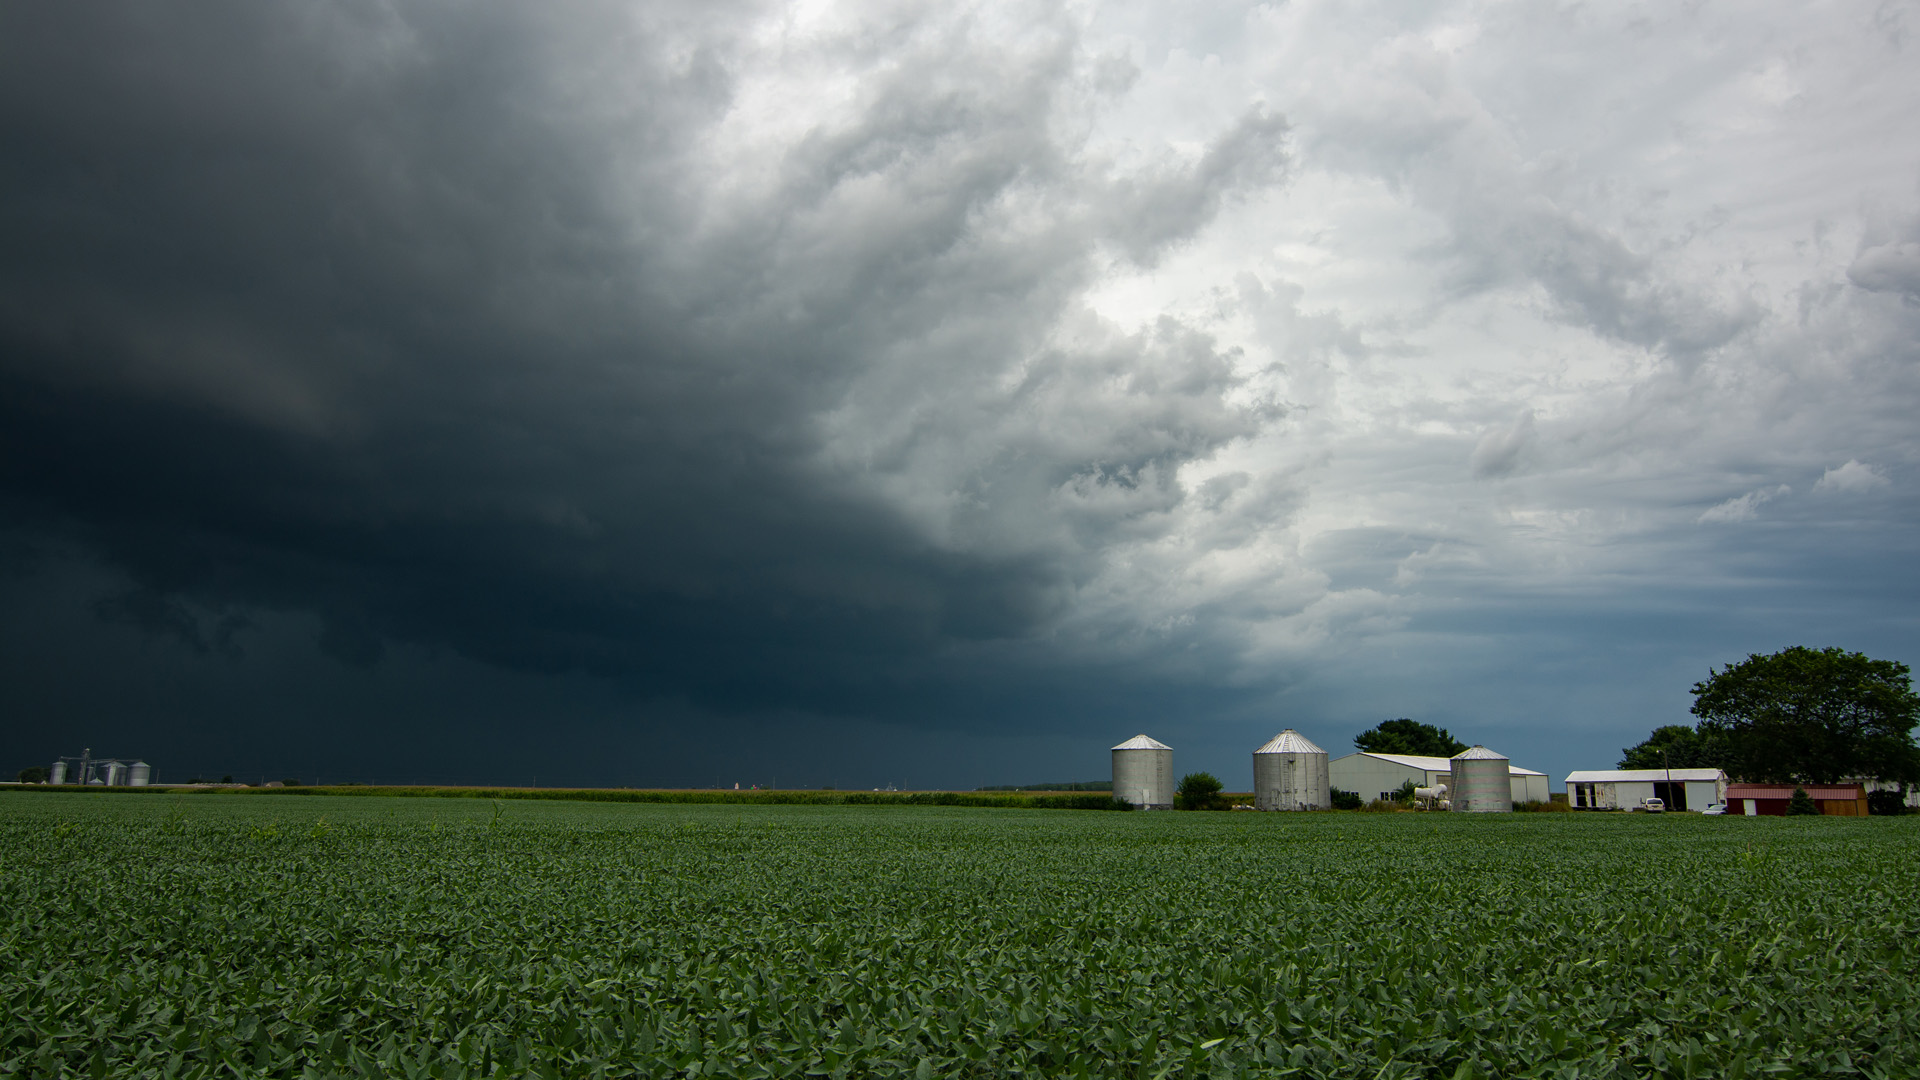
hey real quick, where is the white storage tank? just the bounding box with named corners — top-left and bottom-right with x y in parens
top-left (49, 761), bottom-right (68, 785)
top-left (128, 762), bottom-right (151, 786)
top-left (1450, 745), bottom-right (1512, 813)
top-left (1253, 729), bottom-right (1330, 810)
top-left (1111, 734), bottom-right (1174, 809)
top-left (104, 761), bottom-right (126, 786)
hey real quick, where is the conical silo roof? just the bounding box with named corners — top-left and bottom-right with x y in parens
top-left (1111, 734), bottom-right (1171, 751)
top-left (1255, 729), bottom-right (1324, 755)
top-left (1451, 744), bottom-right (1508, 761)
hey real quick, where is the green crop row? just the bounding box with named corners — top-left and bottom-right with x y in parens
top-left (3, 795), bottom-right (1916, 1079)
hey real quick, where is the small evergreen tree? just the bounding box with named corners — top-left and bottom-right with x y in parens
top-left (1786, 787), bottom-right (1819, 816)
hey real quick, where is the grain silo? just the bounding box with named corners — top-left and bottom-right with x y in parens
top-left (128, 761), bottom-right (151, 786)
top-left (1111, 734), bottom-right (1174, 809)
top-left (48, 760), bottom-right (68, 785)
top-left (104, 761), bottom-right (126, 786)
top-left (1253, 729), bottom-right (1330, 810)
top-left (1450, 745), bottom-right (1512, 813)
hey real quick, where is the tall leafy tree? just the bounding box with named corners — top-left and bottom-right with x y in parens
top-left (1691, 647), bottom-right (1920, 785)
top-left (1354, 718), bottom-right (1468, 757)
top-left (1617, 725), bottom-right (1723, 770)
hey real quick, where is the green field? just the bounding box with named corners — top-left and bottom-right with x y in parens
top-left (3, 795), bottom-right (1915, 1079)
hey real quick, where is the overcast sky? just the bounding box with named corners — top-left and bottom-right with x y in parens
top-left (4, 0), bottom-right (1917, 789)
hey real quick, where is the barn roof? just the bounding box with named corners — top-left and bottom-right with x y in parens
top-left (1725, 783), bottom-right (1864, 800)
top-left (1334, 751), bottom-right (1546, 777)
top-left (1564, 769), bottom-right (1726, 784)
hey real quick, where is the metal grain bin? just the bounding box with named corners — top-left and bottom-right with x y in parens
top-left (49, 761), bottom-right (68, 785)
top-left (1111, 734), bottom-right (1174, 809)
top-left (128, 761), bottom-right (151, 786)
top-left (104, 761), bottom-right (126, 786)
top-left (1253, 729), bottom-right (1330, 810)
top-left (1450, 745), bottom-right (1512, 813)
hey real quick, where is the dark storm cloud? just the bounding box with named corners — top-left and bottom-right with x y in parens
top-left (0, 1), bottom-right (1283, 719)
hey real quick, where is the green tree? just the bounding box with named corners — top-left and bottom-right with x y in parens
top-left (1174, 772), bottom-right (1228, 811)
top-left (1354, 718), bottom-right (1468, 757)
top-left (17, 766), bottom-right (48, 784)
top-left (1691, 647), bottom-right (1920, 785)
top-left (1329, 788), bottom-right (1363, 810)
top-left (1617, 724), bottom-right (1724, 770)
top-left (1786, 787), bottom-right (1819, 816)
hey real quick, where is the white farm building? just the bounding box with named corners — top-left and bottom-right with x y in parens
top-left (1329, 751), bottom-right (1550, 806)
top-left (1564, 769), bottom-right (1726, 812)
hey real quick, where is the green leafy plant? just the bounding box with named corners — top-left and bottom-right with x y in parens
top-left (1174, 772), bottom-right (1228, 811)
top-left (6, 796), bottom-right (1919, 1079)
top-left (1786, 787), bottom-right (1819, 816)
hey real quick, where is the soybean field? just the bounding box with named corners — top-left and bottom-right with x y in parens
top-left (3, 794), bottom-right (1916, 1079)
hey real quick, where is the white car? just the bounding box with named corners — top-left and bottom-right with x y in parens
top-left (1702, 802), bottom-right (1729, 815)
top-left (1641, 797), bottom-right (1665, 813)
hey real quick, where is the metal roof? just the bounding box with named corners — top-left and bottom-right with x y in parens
top-left (1111, 734), bottom-right (1171, 751)
top-left (1564, 769), bottom-right (1725, 783)
top-left (1254, 729), bottom-right (1325, 755)
top-left (1331, 751), bottom-right (1546, 777)
top-left (1452, 745), bottom-right (1508, 761)
top-left (1725, 783), bottom-right (1864, 799)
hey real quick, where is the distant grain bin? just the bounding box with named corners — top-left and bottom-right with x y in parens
top-left (104, 761), bottom-right (125, 786)
top-left (1253, 729), bottom-right (1330, 810)
top-left (1111, 734), bottom-right (1174, 809)
top-left (128, 762), bottom-right (151, 786)
top-left (1450, 745), bottom-right (1513, 813)
top-left (48, 761), bottom-right (68, 785)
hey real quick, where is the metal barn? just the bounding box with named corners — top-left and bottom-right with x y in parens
top-left (1564, 769), bottom-right (1726, 811)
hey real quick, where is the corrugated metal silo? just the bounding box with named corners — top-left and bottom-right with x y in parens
top-left (1253, 729), bottom-right (1330, 810)
top-left (128, 762), bottom-right (151, 786)
top-left (1450, 745), bottom-right (1512, 812)
top-left (49, 761), bottom-right (68, 785)
top-left (1111, 734), bottom-right (1174, 809)
top-left (104, 761), bottom-right (126, 786)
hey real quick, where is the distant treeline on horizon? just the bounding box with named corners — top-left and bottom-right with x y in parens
top-left (975, 781), bottom-right (1113, 792)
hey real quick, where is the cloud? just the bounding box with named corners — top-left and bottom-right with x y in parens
top-left (1469, 410), bottom-right (1536, 479)
top-left (0, 0), bottom-right (1297, 718)
top-left (1697, 485), bottom-right (1791, 525)
top-left (1813, 460), bottom-right (1889, 494)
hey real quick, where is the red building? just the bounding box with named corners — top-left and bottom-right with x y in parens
top-left (1724, 783), bottom-right (1868, 816)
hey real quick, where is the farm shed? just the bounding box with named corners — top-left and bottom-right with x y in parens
top-left (1328, 751), bottom-right (1550, 806)
top-left (1564, 769), bottom-right (1726, 812)
top-left (1724, 783), bottom-right (1869, 816)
